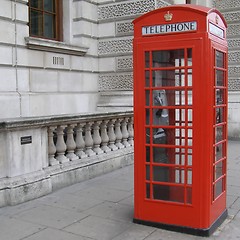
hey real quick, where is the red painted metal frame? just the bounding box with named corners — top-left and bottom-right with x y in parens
top-left (133, 4), bottom-right (228, 234)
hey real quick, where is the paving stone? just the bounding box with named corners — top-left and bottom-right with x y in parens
top-left (83, 201), bottom-right (134, 222)
top-left (38, 193), bottom-right (104, 212)
top-left (64, 215), bottom-right (130, 240)
top-left (22, 228), bottom-right (92, 240)
top-left (72, 185), bottom-right (132, 203)
top-left (13, 205), bottom-right (88, 229)
top-left (111, 224), bottom-right (156, 240)
top-left (0, 215), bottom-right (45, 240)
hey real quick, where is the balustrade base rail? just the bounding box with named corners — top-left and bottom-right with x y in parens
top-left (0, 111), bottom-right (134, 207)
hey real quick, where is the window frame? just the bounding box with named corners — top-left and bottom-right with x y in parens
top-left (29, 0), bottom-right (63, 41)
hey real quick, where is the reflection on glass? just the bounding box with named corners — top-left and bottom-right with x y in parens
top-left (175, 69), bottom-right (185, 86)
top-left (30, 0), bottom-right (43, 8)
top-left (216, 108), bottom-right (223, 124)
top-left (145, 52), bottom-right (150, 68)
top-left (152, 49), bottom-right (184, 67)
top-left (145, 90), bottom-right (150, 106)
top-left (187, 48), bottom-right (192, 66)
top-left (216, 89), bottom-right (224, 105)
top-left (152, 70), bottom-right (178, 87)
top-left (214, 179), bottom-right (223, 199)
top-left (187, 187), bottom-right (192, 204)
top-left (216, 70), bottom-right (224, 86)
top-left (44, 0), bottom-right (54, 12)
top-left (153, 185), bottom-right (184, 203)
top-left (187, 68), bottom-right (192, 86)
top-left (31, 11), bottom-right (43, 36)
top-left (146, 109), bottom-right (150, 125)
top-left (216, 51), bottom-right (224, 68)
top-left (187, 169), bottom-right (192, 184)
top-left (216, 125), bottom-right (223, 143)
top-left (145, 71), bottom-right (150, 87)
top-left (44, 14), bottom-right (55, 38)
top-left (215, 161), bottom-right (223, 180)
top-left (153, 147), bottom-right (168, 163)
top-left (146, 128), bottom-right (150, 144)
top-left (146, 146), bottom-right (150, 162)
top-left (146, 165), bottom-right (150, 180)
top-left (153, 166), bottom-right (169, 182)
top-left (146, 183), bottom-right (150, 198)
top-left (215, 143), bottom-right (223, 161)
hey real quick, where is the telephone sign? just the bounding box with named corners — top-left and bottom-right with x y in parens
top-left (133, 4), bottom-right (228, 236)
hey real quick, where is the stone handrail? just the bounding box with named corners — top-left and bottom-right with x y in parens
top-left (0, 111), bottom-right (134, 206)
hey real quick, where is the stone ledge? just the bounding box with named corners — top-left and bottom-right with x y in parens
top-left (25, 37), bottom-right (89, 56)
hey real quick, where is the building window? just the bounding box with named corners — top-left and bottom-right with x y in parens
top-left (29, 0), bottom-right (62, 41)
top-left (186, 0), bottom-right (191, 3)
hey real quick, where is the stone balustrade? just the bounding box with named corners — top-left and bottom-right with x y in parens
top-left (47, 113), bottom-right (134, 166)
top-left (0, 111), bottom-right (134, 207)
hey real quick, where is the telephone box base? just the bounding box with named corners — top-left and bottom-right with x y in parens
top-left (133, 210), bottom-right (228, 237)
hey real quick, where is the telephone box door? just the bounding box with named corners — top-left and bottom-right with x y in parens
top-left (134, 39), bottom-right (205, 228)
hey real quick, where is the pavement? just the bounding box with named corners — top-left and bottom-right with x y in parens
top-left (0, 140), bottom-right (239, 240)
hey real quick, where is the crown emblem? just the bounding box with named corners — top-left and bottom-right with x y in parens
top-left (215, 15), bottom-right (219, 24)
top-left (164, 11), bottom-right (173, 21)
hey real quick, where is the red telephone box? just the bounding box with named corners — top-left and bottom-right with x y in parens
top-left (133, 4), bottom-right (228, 236)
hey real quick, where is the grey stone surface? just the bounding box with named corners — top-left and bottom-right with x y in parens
top-left (0, 140), bottom-right (239, 240)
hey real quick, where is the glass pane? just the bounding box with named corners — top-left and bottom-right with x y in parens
top-left (187, 149), bottom-right (193, 165)
top-left (215, 143), bottom-right (224, 161)
top-left (216, 108), bottom-right (224, 124)
top-left (216, 70), bottom-right (224, 86)
top-left (145, 52), bottom-right (150, 68)
top-left (216, 125), bottom-right (224, 143)
top-left (187, 68), bottom-right (192, 86)
top-left (187, 48), bottom-right (192, 66)
top-left (187, 169), bottom-right (192, 184)
top-left (30, 0), bottom-right (43, 9)
top-left (152, 128), bottom-right (167, 144)
top-left (152, 70), bottom-right (182, 87)
top-left (44, 13), bottom-right (55, 38)
top-left (175, 148), bottom-right (185, 165)
top-left (146, 183), bottom-right (150, 198)
top-left (145, 71), bottom-right (150, 87)
top-left (153, 185), bottom-right (184, 203)
top-left (146, 128), bottom-right (150, 144)
top-left (146, 146), bottom-right (150, 162)
top-left (30, 11), bottom-right (43, 36)
top-left (152, 49), bottom-right (185, 67)
top-left (216, 51), bottom-right (224, 68)
top-left (44, 0), bottom-right (55, 12)
top-left (186, 187), bottom-right (192, 204)
top-left (146, 109), bottom-right (150, 125)
top-left (153, 166), bottom-right (169, 182)
top-left (216, 89), bottom-right (224, 105)
top-left (145, 90), bottom-right (150, 106)
top-left (214, 179), bottom-right (223, 199)
top-left (146, 165), bottom-right (150, 180)
top-left (215, 161), bottom-right (223, 180)
top-left (153, 146), bottom-right (168, 163)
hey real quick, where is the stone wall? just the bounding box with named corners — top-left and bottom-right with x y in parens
top-left (97, 0), bottom-right (171, 110)
top-left (0, 0), bottom-right (100, 119)
top-left (213, 0), bottom-right (240, 139)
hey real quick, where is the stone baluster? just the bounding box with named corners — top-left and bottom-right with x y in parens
top-left (66, 124), bottom-right (79, 161)
top-left (100, 120), bottom-right (111, 153)
top-left (55, 125), bottom-right (69, 163)
top-left (85, 122), bottom-right (96, 157)
top-left (75, 123), bottom-right (87, 159)
top-left (122, 117), bottom-right (130, 148)
top-left (115, 118), bottom-right (124, 149)
top-left (128, 117), bottom-right (134, 146)
top-left (108, 119), bottom-right (118, 151)
top-left (48, 126), bottom-right (58, 166)
top-left (93, 121), bottom-right (104, 155)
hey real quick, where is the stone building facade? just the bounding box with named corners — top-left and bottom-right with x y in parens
top-left (0, 0), bottom-right (239, 138)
